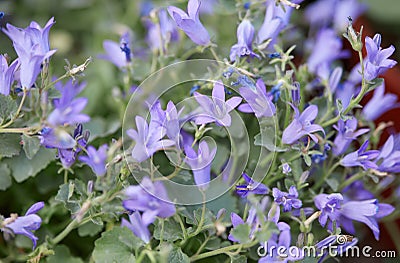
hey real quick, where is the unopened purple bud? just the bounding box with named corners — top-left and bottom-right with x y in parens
top-left (291, 82), bottom-right (301, 105)
top-left (87, 180), bottom-right (93, 194)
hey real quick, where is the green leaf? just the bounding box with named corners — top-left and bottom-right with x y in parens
top-left (230, 255), bottom-right (247, 263)
top-left (0, 94), bottom-right (17, 124)
top-left (326, 178), bottom-right (339, 191)
top-left (84, 117), bottom-right (120, 142)
top-left (185, 207), bottom-right (214, 228)
top-left (78, 221), bottom-right (103, 237)
top-left (45, 245), bottom-right (84, 263)
top-left (154, 218), bottom-right (183, 242)
top-left (204, 236), bottom-right (223, 250)
top-left (92, 227), bottom-right (141, 263)
top-left (0, 134), bottom-right (21, 158)
top-left (55, 179), bottom-right (87, 214)
top-left (22, 134), bottom-right (41, 159)
top-left (5, 147), bottom-right (55, 182)
top-left (0, 163), bottom-right (12, 191)
top-left (168, 246), bottom-right (190, 263)
top-left (230, 224), bottom-right (251, 244)
top-left (254, 125), bottom-right (287, 152)
top-left (303, 154), bottom-right (312, 167)
top-left (366, 78), bottom-right (384, 93)
top-left (255, 223), bottom-right (278, 243)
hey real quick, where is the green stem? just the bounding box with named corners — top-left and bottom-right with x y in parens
top-left (338, 171), bottom-right (364, 190)
top-left (190, 240), bottom-right (258, 262)
top-left (159, 219), bottom-right (165, 248)
top-left (0, 127), bottom-right (38, 134)
top-left (51, 219), bottom-right (79, 245)
top-left (193, 235), bottom-right (211, 258)
top-left (313, 161), bottom-right (341, 190)
top-left (64, 170), bottom-right (69, 184)
top-left (209, 46), bottom-right (221, 61)
top-left (1, 89), bottom-right (28, 128)
top-left (175, 214), bottom-right (188, 239)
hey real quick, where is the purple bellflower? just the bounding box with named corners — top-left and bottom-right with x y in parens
top-left (3, 18), bottom-right (56, 89)
top-left (121, 211), bottom-right (152, 243)
top-left (167, 0), bottom-right (211, 46)
top-left (149, 100), bottom-right (183, 141)
top-left (362, 83), bottom-right (399, 121)
top-left (272, 186), bottom-right (302, 212)
top-left (123, 177), bottom-right (176, 222)
top-left (307, 28), bottom-right (347, 73)
top-left (39, 127), bottom-right (76, 149)
top-left (184, 140), bottom-right (217, 188)
top-left (376, 135), bottom-right (400, 173)
top-left (47, 80), bottom-right (90, 126)
top-left (127, 115), bottom-right (175, 162)
top-left (333, 118), bottom-right (369, 155)
top-left (364, 34), bottom-right (397, 81)
top-left (78, 145), bottom-right (108, 177)
top-left (340, 140), bottom-right (379, 170)
top-left (238, 78), bottom-right (276, 118)
top-left (229, 19), bottom-right (259, 62)
top-left (315, 234), bottom-right (359, 263)
top-left (259, 202), bottom-right (304, 262)
top-left (0, 55), bottom-right (18, 95)
top-left (99, 32), bottom-right (133, 68)
top-left (315, 193), bottom-right (394, 240)
top-left (145, 9), bottom-right (179, 52)
top-left (2, 202), bottom-right (44, 249)
top-left (228, 197), bottom-right (269, 243)
top-left (282, 163), bottom-right (291, 174)
top-left (282, 104), bottom-right (324, 145)
top-left (235, 173), bottom-right (269, 197)
top-left (194, 80), bottom-right (242, 126)
top-left (257, 0), bottom-right (298, 49)
top-left (259, 222), bottom-right (304, 263)
top-left (58, 124), bottom-right (89, 168)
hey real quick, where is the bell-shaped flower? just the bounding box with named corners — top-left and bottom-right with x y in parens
top-left (47, 80), bottom-right (90, 126)
top-left (282, 104), bottom-right (324, 145)
top-left (376, 135), bottom-right (400, 173)
top-left (0, 55), bottom-right (18, 95)
top-left (229, 20), bottom-right (259, 62)
top-left (2, 202), bottom-right (44, 249)
top-left (39, 127), bottom-right (76, 149)
top-left (121, 211), bottom-right (152, 244)
top-left (314, 193), bottom-right (394, 240)
top-left (362, 83), bottom-right (399, 121)
top-left (272, 186), bottom-right (302, 212)
top-left (78, 145), bottom-right (108, 177)
top-left (167, 0), bottom-right (210, 46)
top-left (364, 34), bottom-right (397, 81)
top-left (127, 115), bottom-right (175, 162)
top-left (3, 18), bottom-right (56, 89)
top-left (122, 177), bottom-right (176, 222)
top-left (144, 9), bottom-right (179, 52)
top-left (340, 140), bottom-right (379, 170)
top-left (238, 78), bottom-right (276, 118)
top-left (333, 118), bottom-right (369, 155)
top-left (235, 173), bottom-right (269, 198)
top-left (99, 32), bottom-right (133, 68)
top-left (184, 140), bottom-right (217, 188)
top-left (194, 80), bottom-right (242, 126)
